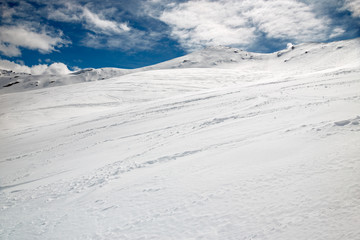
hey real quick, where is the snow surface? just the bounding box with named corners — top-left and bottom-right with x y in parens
top-left (1, 38), bottom-right (360, 239)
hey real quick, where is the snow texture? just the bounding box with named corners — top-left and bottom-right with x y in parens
top-left (0, 38), bottom-right (360, 239)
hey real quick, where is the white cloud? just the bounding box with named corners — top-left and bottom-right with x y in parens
top-left (45, 2), bottom-right (82, 22)
top-left (0, 25), bottom-right (69, 57)
top-left (0, 4), bottom-right (16, 19)
top-left (0, 42), bottom-right (21, 57)
top-left (46, 3), bottom-right (130, 35)
top-left (244, 0), bottom-right (330, 42)
top-left (160, 0), bottom-right (256, 50)
top-left (82, 7), bottom-right (130, 34)
top-left (0, 59), bottom-right (33, 73)
top-left (42, 62), bottom-right (72, 75)
top-left (47, 3), bottom-right (160, 50)
top-left (30, 64), bottom-right (49, 75)
top-left (329, 27), bottom-right (346, 38)
top-left (343, 0), bottom-right (360, 17)
top-left (43, 2), bottom-right (141, 49)
top-left (0, 1), bottom-right (35, 23)
top-left (159, 0), bottom-right (346, 51)
top-left (0, 60), bottom-right (71, 75)
top-left (82, 30), bottom-right (159, 51)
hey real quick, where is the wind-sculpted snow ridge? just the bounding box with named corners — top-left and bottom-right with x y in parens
top-left (0, 38), bottom-right (360, 239)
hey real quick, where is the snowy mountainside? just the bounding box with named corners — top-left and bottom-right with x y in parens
top-left (144, 37), bottom-right (360, 71)
top-left (0, 67), bottom-right (130, 93)
top-left (1, 38), bottom-right (360, 239)
top-left (273, 39), bottom-right (360, 71)
top-left (142, 45), bottom-right (262, 69)
top-left (70, 67), bottom-right (131, 79)
top-left (1, 37), bottom-right (359, 93)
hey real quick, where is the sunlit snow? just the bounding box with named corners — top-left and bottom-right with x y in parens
top-left (1, 38), bottom-right (360, 239)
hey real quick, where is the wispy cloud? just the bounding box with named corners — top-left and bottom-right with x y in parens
top-left (82, 30), bottom-right (160, 51)
top-left (46, 3), bottom-right (131, 35)
top-left (343, 0), bottom-right (360, 17)
top-left (45, 2), bottom-right (82, 22)
top-left (159, 0), bottom-right (348, 51)
top-left (160, 0), bottom-right (256, 50)
top-left (0, 1), bottom-right (70, 57)
top-left (43, 1), bottom-right (157, 50)
top-left (0, 1), bottom-right (139, 55)
top-left (244, 0), bottom-right (332, 42)
top-left (0, 25), bottom-right (70, 57)
top-left (0, 42), bottom-right (21, 57)
top-left (82, 7), bottom-right (130, 34)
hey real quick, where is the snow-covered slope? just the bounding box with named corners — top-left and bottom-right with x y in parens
top-left (142, 45), bottom-right (263, 69)
top-left (0, 38), bottom-right (360, 239)
top-left (144, 38), bottom-right (360, 71)
top-left (1, 38), bottom-right (359, 93)
top-left (0, 67), bottom-right (130, 93)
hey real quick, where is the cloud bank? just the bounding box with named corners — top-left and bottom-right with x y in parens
top-left (0, 60), bottom-right (71, 75)
top-left (159, 0), bottom-right (347, 51)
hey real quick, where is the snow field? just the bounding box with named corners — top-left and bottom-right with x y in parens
top-left (1, 38), bottom-right (360, 239)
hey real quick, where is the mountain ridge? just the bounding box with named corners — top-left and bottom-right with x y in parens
top-left (1, 37), bottom-right (359, 93)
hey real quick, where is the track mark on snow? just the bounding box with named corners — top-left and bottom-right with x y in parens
top-left (334, 116), bottom-right (360, 127)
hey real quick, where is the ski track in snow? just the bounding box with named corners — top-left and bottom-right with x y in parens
top-left (1, 39), bottom-right (360, 239)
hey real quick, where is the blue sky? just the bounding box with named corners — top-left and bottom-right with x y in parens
top-left (0, 0), bottom-right (359, 73)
